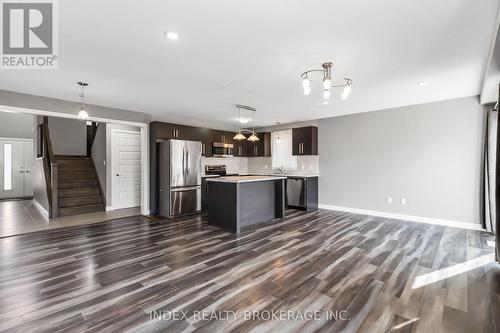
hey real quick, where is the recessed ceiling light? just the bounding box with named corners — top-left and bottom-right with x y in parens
top-left (165, 31), bottom-right (179, 40)
top-left (322, 100), bottom-right (329, 105)
top-left (417, 81), bottom-right (429, 86)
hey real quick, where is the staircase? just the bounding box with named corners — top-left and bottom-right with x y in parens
top-left (56, 155), bottom-right (105, 217)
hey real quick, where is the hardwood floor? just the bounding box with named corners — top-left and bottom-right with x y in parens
top-left (0, 199), bottom-right (140, 237)
top-left (0, 209), bottom-right (498, 332)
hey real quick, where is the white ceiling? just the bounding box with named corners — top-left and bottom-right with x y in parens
top-left (1, 0), bottom-right (499, 129)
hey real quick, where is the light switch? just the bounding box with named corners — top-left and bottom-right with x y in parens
top-left (387, 196), bottom-right (392, 204)
top-left (401, 198), bottom-right (407, 205)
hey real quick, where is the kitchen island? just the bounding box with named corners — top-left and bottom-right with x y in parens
top-left (206, 175), bottom-right (286, 233)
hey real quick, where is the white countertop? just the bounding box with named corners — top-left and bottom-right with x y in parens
top-left (243, 173), bottom-right (319, 178)
top-left (205, 175), bottom-right (287, 183)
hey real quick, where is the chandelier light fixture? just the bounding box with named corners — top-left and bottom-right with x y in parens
top-left (300, 62), bottom-right (352, 103)
top-left (77, 81), bottom-right (89, 120)
top-left (233, 104), bottom-right (259, 141)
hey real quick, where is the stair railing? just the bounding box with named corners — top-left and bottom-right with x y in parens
top-left (41, 116), bottom-right (58, 218)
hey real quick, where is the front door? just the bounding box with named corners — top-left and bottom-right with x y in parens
top-left (111, 130), bottom-right (141, 209)
top-left (0, 139), bottom-right (33, 199)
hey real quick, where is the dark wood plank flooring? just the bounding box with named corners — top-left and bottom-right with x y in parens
top-left (0, 209), bottom-right (498, 332)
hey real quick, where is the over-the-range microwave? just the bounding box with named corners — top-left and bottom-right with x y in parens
top-left (212, 142), bottom-right (233, 157)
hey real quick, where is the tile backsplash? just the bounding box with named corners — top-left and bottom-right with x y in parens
top-left (201, 157), bottom-right (248, 175)
top-left (204, 155), bottom-right (319, 175)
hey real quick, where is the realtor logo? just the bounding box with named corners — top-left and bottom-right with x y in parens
top-left (1, 0), bottom-right (58, 69)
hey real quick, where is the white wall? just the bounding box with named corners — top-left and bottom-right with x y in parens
top-left (318, 96), bottom-right (485, 225)
top-left (48, 117), bottom-right (87, 155)
top-left (0, 111), bottom-right (35, 139)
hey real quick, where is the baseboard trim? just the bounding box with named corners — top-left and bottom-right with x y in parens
top-left (32, 199), bottom-right (49, 218)
top-left (318, 204), bottom-right (484, 231)
top-left (106, 206), bottom-right (114, 211)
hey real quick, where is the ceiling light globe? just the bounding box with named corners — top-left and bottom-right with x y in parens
top-left (78, 107), bottom-right (89, 119)
top-left (323, 78), bottom-right (331, 90)
top-left (302, 78), bottom-right (310, 89)
top-left (342, 85), bottom-right (351, 99)
top-left (304, 86), bottom-right (311, 95)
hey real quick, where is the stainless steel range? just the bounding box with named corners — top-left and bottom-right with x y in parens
top-left (158, 139), bottom-right (202, 218)
top-left (205, 165), bottom-right (238, 177)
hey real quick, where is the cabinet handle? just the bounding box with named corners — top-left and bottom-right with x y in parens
top-left (202, 143), bottom-right (205, 155)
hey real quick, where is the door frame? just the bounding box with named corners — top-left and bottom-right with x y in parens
top-left (109, 128), bottom-right (142, 210)
top-left (0, 137), bottom-right (34, 199)
top-left (0, 105), bottom-right (150, 215)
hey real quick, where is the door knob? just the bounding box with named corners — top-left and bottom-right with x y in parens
top-left (25, 170), bottom-right (30, 173)
top-left (116, 173), bottom-right (120, 176)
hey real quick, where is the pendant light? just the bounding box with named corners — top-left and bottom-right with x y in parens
top-left (77, 82), bottom-right (89, 120)
top-left (233, 107), bottom-right (246, 140)
top-left (247, 111), bottom-right (259, 142)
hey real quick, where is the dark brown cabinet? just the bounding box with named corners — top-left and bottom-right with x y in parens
top-left (192, 127), bottom-right (213, 156)
top-left (292, 126), bottom-right (318, 155)
top-left (214, 131), bottom-right (234, 144)
top-left (154, 123), bottom-right (192, 140)
top-left (248, 132), bottom-right (271, 157)
top-left (233, 140), bottom-right (247, 157)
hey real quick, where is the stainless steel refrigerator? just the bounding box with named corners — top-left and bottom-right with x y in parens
top-left (158, 140), bottom-right (202, 218)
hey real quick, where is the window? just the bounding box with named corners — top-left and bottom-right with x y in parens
top-left (271, 129), bottom-right (297, 170)
top-left (4, 144), bottom-right (11, 191)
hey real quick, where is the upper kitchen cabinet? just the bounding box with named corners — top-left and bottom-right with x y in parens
top-left (214, 131), bottom-right (234, 144)
top-left (154, 122), bottom-right (192, 140)
top-left (248, 132), bottom-right (271, 157)
top-left (233, 140), bottom-right (247, 157)
top-left (292, 126), bottom-right (318, 155)
top-left (192, 127), bottom-right (213, 157)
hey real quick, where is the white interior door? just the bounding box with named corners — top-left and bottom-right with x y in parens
top-left (0, 139), bottom-right (25, 199)
top-left (111, 130), bottom-right (141, 209)
top-left (23, 141), bottom-right (34, 196)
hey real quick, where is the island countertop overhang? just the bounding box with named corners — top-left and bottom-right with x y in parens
top-left (205, 175), bottom-right (287, 183)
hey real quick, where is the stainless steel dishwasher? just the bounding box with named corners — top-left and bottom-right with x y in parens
top-left (286, 177), bottom-right (306, 208)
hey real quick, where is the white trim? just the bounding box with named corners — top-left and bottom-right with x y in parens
top-left (318, 204), bottom-right (484, 231)
top-left (0, 137), bottom-right (34, 142)
top-left (32, 199), bottom-right (49, 218)
top-left (106, 206), bottom-right (114, 211)
top-left (0, 105), bottom-right (145, 127)
top-left (0, 104), bottom-right (150, 216)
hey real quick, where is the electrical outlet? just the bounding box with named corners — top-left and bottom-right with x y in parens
top-left (264, 165), bottom-right (268, 169)
top-left (401, 198), bottom-right (407, 205)
top-left (387, 196), bottom-right (393, 204)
